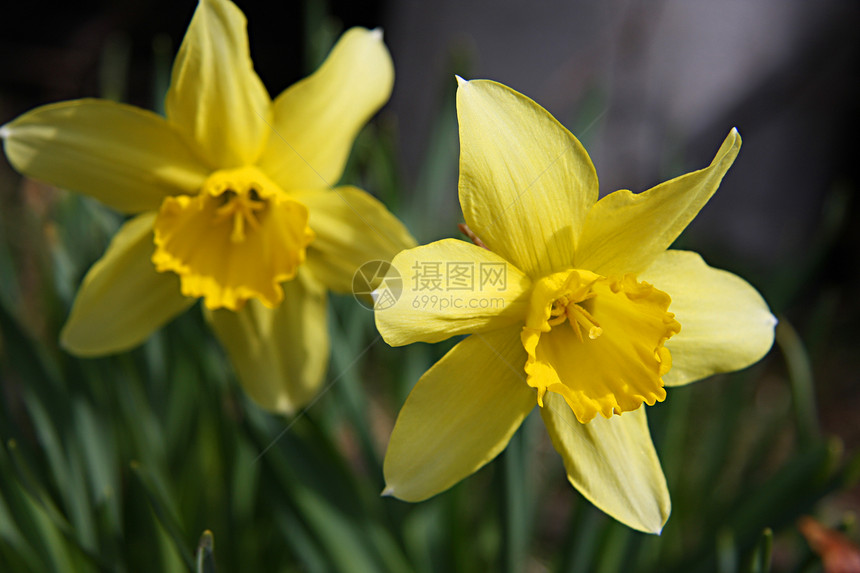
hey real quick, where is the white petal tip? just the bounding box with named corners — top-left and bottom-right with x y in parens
top-left (370, 289), bottom-right (380, 304)
top-left (0, 125), bottom-right (10, 139)
top-left (381, 485), bottom-right (395, 497)
top-left (369, 27), bottom-right (384, 40)
top-left (455, 75), bottom-right (469, 87)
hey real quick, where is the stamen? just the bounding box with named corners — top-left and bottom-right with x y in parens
top-left (231, 211), bottom-right (245, 243)
top-left (567, 307), bottom-right (584, 342)
top-left (546, 282), bottom-right (603, 342)
top-left (213, 188), bottom-right (267, 243)
top-left (547, 315), bottom-right (567, 327)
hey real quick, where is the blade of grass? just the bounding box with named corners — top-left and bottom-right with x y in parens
top-left (503, 429), bottom-right (527, 573)
top-left (775, 319), bottom-right (820, 447)
top-left (246, 408), bottom-right (394, 573)
top-left (716, 528), bottom-right (737, 573)
top-left (275, 509), bottom-right (329, 573)
top-left (595, 523), bottom-right (633, 573)
top-left (195, 530), bottom-right (216, 573)
top-left (129, 461), bottom-right (194, 569)
top-left (744, 528), bottom-right (773, 573)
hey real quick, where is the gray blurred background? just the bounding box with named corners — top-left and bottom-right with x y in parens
top-left (384, 0), bottom-right (859, 267)
top-left (2, 0), bottom-right (858, 265)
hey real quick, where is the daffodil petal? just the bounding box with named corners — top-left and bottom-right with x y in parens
top-left (639, 250), bottom-right (776, 386)
top-left (205, 270), bottom-right (329, 414)
top-left (295, 186), bottom-right (415, 293)
top-left (540, 392), bottom-right (670, 533)
top-left (456, 78), bottom-right (598, 277)
top-left (60, 213), bottom-right (195, 355)
top-left (258, 28), bottom-right (394, 189)
top-left (0, 100), bottom-right (208, 213)
top-left (375, 239), bottom-right (532, 346)
top-left (383, 326), bottom-right (534, 501)
top-left (165, 0), bottom-right (271, 167)
top-left (577, 129), bottom-right (742, 276)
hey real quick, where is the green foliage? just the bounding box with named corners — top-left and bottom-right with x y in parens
top-left (0, 6), bottom-right (857, 573)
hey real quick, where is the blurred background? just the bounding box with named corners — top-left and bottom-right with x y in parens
top-left (1, 1), bottom-right (859, 571)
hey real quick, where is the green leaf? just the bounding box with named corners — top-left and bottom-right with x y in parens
top-left (744, 528), bottom-right (773, 573)
top-left (196, 530), bottom-right (216, 573)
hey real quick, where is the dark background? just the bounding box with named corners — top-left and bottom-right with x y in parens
top-left (3, 1), bottom-right (857, 260)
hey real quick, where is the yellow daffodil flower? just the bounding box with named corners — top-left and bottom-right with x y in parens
top-left (0, 0), bottom-right (414, 414)
top-left (375, 78), bottom-right (776, 533)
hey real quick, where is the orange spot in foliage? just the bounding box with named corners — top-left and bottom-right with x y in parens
top-left (798, 516), bottom-right (860, 573)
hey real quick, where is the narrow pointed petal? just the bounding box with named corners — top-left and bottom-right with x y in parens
top-left (384, 326), bottom-right (535, 501)
top-left (375, 239), bottom-right (531, 346)
top-left (258, 28), bottom-right (394, 190)
top-left (1, 100), bottom-right (209, 213)
top-left (205, 270), bottom-right (329, 414)
top-left (165, 0), bottom-right (271, 167)
top-left (456, 78), bottom-right (598, 278)
top-left (639, 250), bottom-right (776, 386)
top-left (60, 213), bottom-right (195, 355)
top-left (577, 129), bottom-right (742, 276)
top-left (294, 186), bottom-right (415, 293)
top-left (540, 393), bottom-right (670, 533)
